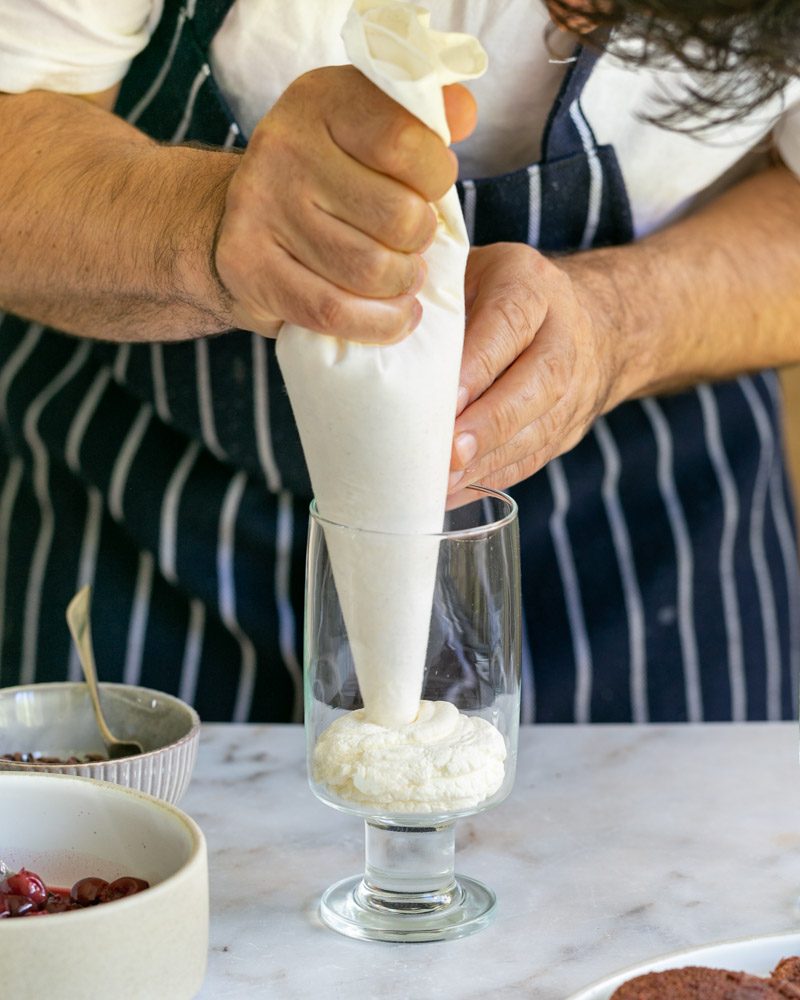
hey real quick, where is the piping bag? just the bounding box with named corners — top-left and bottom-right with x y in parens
top-left (276, 1), bottom-right (487, 727)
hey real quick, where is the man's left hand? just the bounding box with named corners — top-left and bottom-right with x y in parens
top-left (448, 242), bottom-right (626, 504)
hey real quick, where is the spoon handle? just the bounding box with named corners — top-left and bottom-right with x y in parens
top-left (65, 586), bottom-right (117, 748)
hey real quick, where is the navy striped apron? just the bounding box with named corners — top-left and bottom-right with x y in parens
top-left (0, 0), bottom-right (797, 724)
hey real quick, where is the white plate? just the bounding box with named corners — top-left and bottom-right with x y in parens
top-left (566, 930), bottom-right (800, 1000)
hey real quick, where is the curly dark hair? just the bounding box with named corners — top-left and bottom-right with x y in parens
top-left (548, 0), bottom-right (800, 131)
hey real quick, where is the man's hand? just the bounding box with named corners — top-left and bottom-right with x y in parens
top-left (447, 164), bottom-right (800, 504)
top-left (447, 243), bottom-right (627, 504)
top-left (216, 65), bottom-right (476, 343)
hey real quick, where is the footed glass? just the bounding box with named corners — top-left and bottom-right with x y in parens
top-left (305, 486), bottom-right (521, 942)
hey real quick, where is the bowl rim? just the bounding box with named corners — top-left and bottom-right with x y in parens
top-left (0, 681), bottom-right (201, 767)
top-left (0, 770), bottom-right (207, 927)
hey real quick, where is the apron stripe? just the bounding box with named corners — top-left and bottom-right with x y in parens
top-left (519, 612), bottom-right (535, 723)
top-left (123, 550), bottom-right (154, 686)
top-left (697, 384), bottom-right (746, 719)
top-left (252, 334), bottom-right (282, 492)
top-left (160, 439), bottom-right (202, 582)
top-left (546, 457), bottom-right (592, 722)
top-left (762, 373), bottom-right (800, 713)
top-left (65, 367), bottom-right (111, 471)
top-left (594, 416), bottom-right (648, 722)
top-left (21, 341), bottom-right (92, 684)
top-left (737, 375), bottom-right (782, 720)
top-left (113, 343), bottom-right (131, 382)
top-left (461, 179), bottom-right (477, 244)
top-left (178, 597), bottom-right (206, 704)
top-left (570, 101), bottom-right (603, 250)
top-left (109, 405), bottom-right (152, 522)
top-left (126, 5), bottom-right (193, 125)
top-left (150, 343), bottom-right (171, 423)
top-left (0, 323), bottom-right (43, 424)
top-left (276, 490), bottom-right (303, 723)
top-left (768, 459), bottom-right (800, 714)
top-left (194, 338), bottom-right (226, 460)
top-left (0, 457), bottom-right (23, 684)
top-left (218, 470), bottom-right (257, 722)
top-left (526, 165), bottom-right (542, 247)
top-left (171, 64), bottom-right (211, 143)
top-left (641, 397), bottom-right (703, 721)
top-left (223, 122), bottom-right (240, 148)
top-left (67, 485), bottom-right (104, 681)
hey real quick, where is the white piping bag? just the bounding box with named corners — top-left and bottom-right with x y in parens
top-left (276, 1), bottom-right (487, 727)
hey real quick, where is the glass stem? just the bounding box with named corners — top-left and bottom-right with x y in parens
top-left (355, 820), bottom-right (461, 914)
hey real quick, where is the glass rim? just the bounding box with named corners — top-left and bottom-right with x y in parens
top-left (308, 485), bottom-right (518, 540)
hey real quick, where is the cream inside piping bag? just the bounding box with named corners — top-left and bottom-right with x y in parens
top-left (276, 1), bottom-right (487, 727)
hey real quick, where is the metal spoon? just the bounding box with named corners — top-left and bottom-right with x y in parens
top-left (66, 586), bottom-right (143, 760)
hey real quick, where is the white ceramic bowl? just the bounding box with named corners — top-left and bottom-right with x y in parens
top-left (0, 771), bottom-right (208, 1000)
top-left (0, 682), bottom-right (200, 803)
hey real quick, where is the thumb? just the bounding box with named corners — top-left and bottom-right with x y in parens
top-left (443, 84), bottom-right (477, 144)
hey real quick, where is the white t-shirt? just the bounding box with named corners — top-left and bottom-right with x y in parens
top-left (1, 0), bottom-right (799, 237)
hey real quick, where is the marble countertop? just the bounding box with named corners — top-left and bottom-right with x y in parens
top-left (183, 723), bottom-right (800, 999)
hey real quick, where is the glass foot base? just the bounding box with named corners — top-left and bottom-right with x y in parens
top-left (320, 873), bottom-right (496, 942)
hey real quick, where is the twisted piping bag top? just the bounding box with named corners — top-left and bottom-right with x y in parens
top-left (276, 1), bottom-right (487, 727)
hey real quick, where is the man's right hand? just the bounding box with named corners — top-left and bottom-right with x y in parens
top-left (215, 65), bottom-right (476, 344)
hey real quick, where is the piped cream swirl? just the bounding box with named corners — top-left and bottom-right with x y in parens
top-left (312, 700), bottom-right (506, 813)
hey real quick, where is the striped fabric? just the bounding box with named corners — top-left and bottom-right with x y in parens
top-left (0, 0), bottom-right (796, 723)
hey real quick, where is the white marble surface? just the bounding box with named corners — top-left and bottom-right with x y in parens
top-left (182, 723), bottom-right (800, 999)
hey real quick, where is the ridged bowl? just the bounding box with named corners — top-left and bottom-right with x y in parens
top-left (0, 771), bottom-right (208, 1000)
top-left (0, 682), bottom-right (200, 803)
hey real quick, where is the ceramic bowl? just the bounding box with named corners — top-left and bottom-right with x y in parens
top-left (0, 771), bottom-right (208, 1000)
top-left (0, 682), bottom-right (200, 803)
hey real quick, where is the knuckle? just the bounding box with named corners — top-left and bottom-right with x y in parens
top-left (536, 406), bottom-right (563, 452)
top-left (294, 66), bottom-right (325, 89)
top-left (288, 65), bottom-right (341, 100)
top-left (471, 342), bottom-right (500, 389)
top-left (383, 300), bottom-right (419, 343)
top-left (495, 292), bottom-right (534, 346)
top-left (493, 394), bottom-right (524, 443)
top-left (384, 195), bottom-right (431, 250)
top-left (382, 117), bottom-right (421, 172)
top-left (360, 247), bottom-right (401, 293)
top-left (333, 239), bottom-right (411, 297)
top-left (378, 120), bottom-right (452, 200)
top-left (358, 248), bottom-right (389, 289)
top-left (419, 205), bottom-right (438, 245)
top-left (249, 117), bottom-right (291, 161)
top-left (541, 349), bottom-right (572, 397)
top-left (307, 292), bottom-right (345, 334)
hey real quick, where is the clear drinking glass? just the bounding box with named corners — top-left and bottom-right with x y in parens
top-left (305, 486), bottom-right (521, 942)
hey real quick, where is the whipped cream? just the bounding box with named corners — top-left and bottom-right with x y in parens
top-left (312, 700), bottom-right (507, 813)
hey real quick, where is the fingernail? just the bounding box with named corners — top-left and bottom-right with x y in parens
top-left (454, 432), bottom-right (478, 466)
top-left (456, 385), bottom-right (469, 413)
top-left (448, 469), bottom-right (464, 491)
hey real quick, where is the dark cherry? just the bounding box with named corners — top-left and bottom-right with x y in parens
top-left (70, 876), bottom-right (109, 906)
top-left (44, 892), bottom-right (75, 914)
top-left (100, 877), bottom-right (149, 902)
top-left (1, 893), bottom-right (35, 916)
top-left (1, 752), bottom-right (107, 764)
top-left (0, 867), bottom-right (149, 917)
top-left (7, 868), bottom-right (47, 905)
top-left (0, 750), bottom-right (108, 764)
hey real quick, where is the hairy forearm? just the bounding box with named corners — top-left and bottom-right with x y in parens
top-left (0, 90), bottom-right (238, 341)
top-left (562, 163), bottom-right (800, 407)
